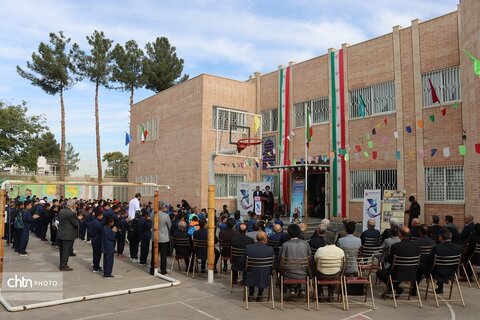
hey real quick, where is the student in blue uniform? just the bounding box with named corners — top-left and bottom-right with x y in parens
top-left (138, 209), bottom-right (152, 266)
top-left (89, 209), bottom-right (104, 272)
top-left (102, 215), bottom-right (117, 279)
top-left (16, 200), bottom-right (39, 256)
top-left (116, 208), bottom-right (128, 257)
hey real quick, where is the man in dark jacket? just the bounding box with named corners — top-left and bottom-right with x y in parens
top-left (245, 231), bottom-right (274, 302)
top-left (231, 223), bottom-right (254, 284)
top-left (360, 218), bottom-right (381, 245)
top-left (89, 210), bottom-right (104, 272)
top-left (445, 215), bottom-right (461, 244)
top-left (171, 221), bottom-right (192, 270)
top-left (427, 228), bottom-right (463, 294)
top-left (193, 219), bottom-right (219, 273)
top-left (57, 199), bottom-right (81, 271)
top-left (219, 218), bottom-right (238, 272)
top-left (264, 186), bottom-right (275, 216)
top-left (428, 215), bottom-right (442, 243)
top-left (412, 224), bottom-right (436, 295)
top-left (405, 196), bottom-right (420, 228)
top-left (461, 215), bottom-right (475, 244)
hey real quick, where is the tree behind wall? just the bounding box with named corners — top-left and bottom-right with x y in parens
top-left (17, 31), bottom-right (80, 196)
top-left (75, 30), bottom-right (113, 199)
top-left (103, 151), bottom-right (128, 178)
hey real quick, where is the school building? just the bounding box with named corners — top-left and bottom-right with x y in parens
top-left (128, 0), bottom-right (480, 227)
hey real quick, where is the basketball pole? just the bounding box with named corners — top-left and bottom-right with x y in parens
top-left (207, 152), bottom-right (216, 283)
top-left (0, 189), bottom-right (6, 288)
top-left (152, 190), bottom-right (159, 274)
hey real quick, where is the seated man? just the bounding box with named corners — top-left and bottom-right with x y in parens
top-left (381, 218), bottom-right (399, 243)
top-left (230, 223), bottom-right (254, 284)
top-left (382, 225), bottom-right (401, 257)
top-left (465, 223), bottom-right (480, 278)
top-left (427, 228), bottom-right (463, 294)
top-left (412, 224), bottom-right (436, 295)
top-left (337, 221), bottom-right (361, 275)
top-left (268, 224), bottom-right (283, 242)
top-left (428, 215), bottom-right (442, 243)
top-left (314, 231), bottom-right (344, 302)
top-left (410, 218), bottom-right (421, 239)
top-left (445, 215), bottom-right (461, 244)
top-left (171, 221), bottom-right (192, 271)
top-left (310, 224), bottom-right (327, 251)
top-left (360, 218), bottom-right (381, 246)
top-left (219, 218), bottom-right (238, 272)
top-left (377, 226), bottom-right (419, 296)
top-left (460, 215), bottom-right (475, 244)
top-left (245, 231), bottom-right (274, 302)
top-left (278, 224), bottom-right (311, 298)
top-left (193, 219), bottom-right (220, 273)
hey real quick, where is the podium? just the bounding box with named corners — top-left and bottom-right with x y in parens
top-left (254, 196), bottom-right (268, 215)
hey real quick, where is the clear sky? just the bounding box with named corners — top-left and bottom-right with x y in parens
top-left (0, 0), bottom-right (459, 176)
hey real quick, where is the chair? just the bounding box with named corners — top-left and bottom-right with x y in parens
top-left (314, 257), bottom-right (346, 311)
top-left (425, 254), bottom-right (465, 307)
top-left (230, 246), bottom-right (246, 293)
top-left (189, 238), bottom-right (208, 279)
top-left (267, 239), bottom-right (280, 257)
top-left (419, 245), bottom-right (433, 257)
top-left (429, 234), bottom-right (440, 243)
top-left (244, 256), bottom-right (275, 310)
top-left (343, 256), bottom-right (375, 311)
top-left (219, 239), bottom-right (232, 275)
top-left (460, 243), bottom-right (473, 287)
top-left (170, 237), bottom-right (191, 275)
top-left (279, 256), bottom-right (311, 310)
top-left (363, 237), bottom-right (381, 248)
top-left (467, 243), bottom-right (480, 289)
top-left (384, 255), bottom-right (422, 308)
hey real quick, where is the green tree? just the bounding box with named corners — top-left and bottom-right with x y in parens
top-left (111, 40), bottom-right (145, 110)
top-left (65, 142), bottom-right (80, 175)
top-left (75, 30), bottom-right (113, 198)
top-left (0, 101), bottom-right (46, 172)
top-left (17, 31), bottom-right (80, 194)
top-left (103, 151), bottom-right (128, 178)
top-left (142, 37), bottom-right (189, 93)
top-left (34, 132), bottom-right (60, 162)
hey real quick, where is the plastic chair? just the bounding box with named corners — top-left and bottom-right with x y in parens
top-left (467, 243), bottom-right (480, 288)
top-left (219, 239), bottom-right (231, 275)
top-left (314, 257), bottom-right (346, 311)
top-left (230, 246), bottom-right (245, 292)
top-left (189, 238), bottom-right (208, 279)
top-left (343, 255), bottom-right (375, 310)
top-left (425, 254), bottom-right (465, 307)
top-left (170, 237), bottom-right (191, 274)
top-left (279, 256), bottom-right (311, 310)
top-left (384, 255), bottom-right (422, 308)
top-left (244, 255), bottom-right (275, 310)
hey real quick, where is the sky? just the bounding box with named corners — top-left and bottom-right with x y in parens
top-left (0, 0), bottom-right (459, 176)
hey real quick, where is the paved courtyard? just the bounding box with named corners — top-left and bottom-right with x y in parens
top-left (0, 236), bottom-right (478, 320)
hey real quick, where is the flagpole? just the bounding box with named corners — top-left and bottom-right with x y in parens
top-left (304, 104), bottom-right (309, 224)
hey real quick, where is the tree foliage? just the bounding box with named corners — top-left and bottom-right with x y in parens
top-left (103, 151), bottom-right (128, 178)
top-left (34, 132), bottom-right (60, 161)
top-left (66, 142), bottom-right (80, 174)
top-left (0, 101), bottom-right (47, 172)
top-left (143, 37), bottom-right (189, 93)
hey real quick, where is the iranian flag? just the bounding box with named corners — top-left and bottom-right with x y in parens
top-left (278, 66), bottom-right (290, 206)
top-left (141, 124), bottom-right (148, 143)
top-left (305, 105), bottom-right (313, 148)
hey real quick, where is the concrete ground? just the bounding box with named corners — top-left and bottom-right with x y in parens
top-left (1, 235), bottom-right (479, 320)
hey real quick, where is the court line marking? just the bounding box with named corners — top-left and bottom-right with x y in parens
top-left (179, 301), bottom-right (222, 320)
top-left (440, 297), bottom-right (456, 320)
top-left (341, 308), bottom-right (376, 320)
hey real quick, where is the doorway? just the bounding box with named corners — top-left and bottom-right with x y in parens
top-left (308, 173), bottom-right (326, 219)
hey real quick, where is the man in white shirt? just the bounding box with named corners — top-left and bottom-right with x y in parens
top-left (128, 193), bottom-right (141, 220)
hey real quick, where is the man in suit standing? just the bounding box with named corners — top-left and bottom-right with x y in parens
top-left (253, 186), bottom-right (263, 216)
top-left (405, 196), bottom-right (420, 228)
top-left (231, 223), bottom-right (254, 284)
top-left (263, 186), bottom-right (275, 216)
top-left (57, 199), bottom-right (82, 271)
top-left (245, 231), bottom-right (274, 302)
top-left (151, 205), bottom-right (171, 275)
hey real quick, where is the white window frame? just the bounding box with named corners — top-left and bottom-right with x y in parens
top-left (425, 166), bottom-right (464, 203)
top-left (422, 66), bottom-right (461, 108)
top-left (349, 81), bottom-right (396, 119)
top-left (137, 119), bottom-right (159, 143)
top-left (294, 97), bottom-right (329, 128)
top-left (350, 169), bottom-right (397, 200)
top-left (215, 174), bottom-right (246, 198)
top-left (262, 108), bottom-right (278, 133)
top-left (212, 106), bottom-right (247, 131)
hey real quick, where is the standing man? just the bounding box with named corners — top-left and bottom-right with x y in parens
top-left (253, 186), bottom-right (263, 216)
top-left (314, 186), bottom-right (326, 219)
top-left (264, 186), bottom-right (275, 216)
top-left (152, 205), bottom-right (171, 275)
top-left (57, 199), bottom-right (82, 271)
top-left (405, 195), bottom-right (420, 228)
top-left (128, 193), bottom-right (141, 221)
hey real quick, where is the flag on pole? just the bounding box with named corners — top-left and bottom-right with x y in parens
top-left (463, 49), bottom-right (480, 76)
top-left (305, 106), bottom-right (313, 148)
top-left (141, 124), bottom-right (148, 143)
top-left (428, 79), bottom-right (441, 104)
top-left (359, 94), bottom-right (367, 118)
top-left (125, 132), bottom-right (132, 146)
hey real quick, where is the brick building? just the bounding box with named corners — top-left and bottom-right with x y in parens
top-left (129, 0), bottom-right (480, 227)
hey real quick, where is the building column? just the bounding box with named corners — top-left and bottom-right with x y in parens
top-left (327, 48), bottom-right (335, 220)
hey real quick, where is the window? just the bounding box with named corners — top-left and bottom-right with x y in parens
top-left (349, 81), bottom-right (395, 119)
top-left (350, 169), bottom-right (397, 200)
top-left (425, 166), bottom-right (464, 202)
top-left (262, 109), bottom-right (278, 132)
top-left (215, 174), bottom-right (245, 197)
top-left (212, 106), bottom-right (247, 130)
top-left (137, 119), bottom-right (159, 143)
top-left (294, 97), bottom-right (329, 128)
top-left (422, 66), bottom-right (460, 107)
top-left (135, 175), bottom-right (157, 196)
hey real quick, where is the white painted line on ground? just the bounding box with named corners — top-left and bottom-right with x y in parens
top-left (179, 301), bottom-right (221, 320)
top-left (341, 308), bottom-right (376, 320)
top-left (440, 297), bottom-right (456, 320)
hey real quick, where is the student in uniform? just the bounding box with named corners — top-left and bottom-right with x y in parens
top-left (16, 200), bottom-right (40, 256)
top-left (102, 215), bottom-right (117, 279)
top-left (90, 209), bottom-right (104, 272)
top-left (138, 209), bottom-right (152, 266)
top-left (127, 211), bottom-right (140, 262)
top-left (116, 208), bottom-right (128, 257)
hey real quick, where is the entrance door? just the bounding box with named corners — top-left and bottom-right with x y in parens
top-left (307, 173), bottom-right (326, 219)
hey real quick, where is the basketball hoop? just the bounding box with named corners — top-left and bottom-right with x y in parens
top-left (236, 138), bottom-right (262, 153)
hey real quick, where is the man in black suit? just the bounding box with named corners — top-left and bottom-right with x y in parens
top-left (263, 186), bottom-right (275, 216)
top-left (230, 223), bottom-right (254, 284)
top-left (427, 228), bottom-right (463, 294)
top-left (219, 218), bottom-right (238, 272)
top-left (405, 196), bottom-right (421, 228)
top-left (360, 218), bottom-right (381, 245)
top-left (171, 221), bottom-right (192, 271)
top-left (57, 199), bottom-right (82, 271)
top-left (428, 215), bottom-right (442, 243)
top-left (377, 226), bottom-right (419, 295)
top-left (410, 218), bottom-right (421, 239)
top-left (412, 224), bottom-right (436, 295)
top-left (460, 215), bottom-right (475, 244)
top-left (445, 215), bottom-right (461, 244)
top-left (245, 231), bottom-right (274, 302)
top-left (193, 219), bottom-right (219, 273)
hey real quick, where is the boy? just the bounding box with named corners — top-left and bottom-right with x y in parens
top-left (16, 200), bottom-right (39, 256)
top-left (89, 209), bottom-right (104, 272)
top-left (116, 208), bottom-right (128, 257)
top-left (102, 216), bottom-right (117, 279)
top-left (138, 209), bottom-right (152, 266)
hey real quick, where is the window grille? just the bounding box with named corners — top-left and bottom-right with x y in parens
top-left (215, 174), bottom-right (246, 197)
top-left (350, 169), bottom-right (397, 200)
top-left (294, 97), bottom-right (329, 128)
top-left (422, 66), bottom-right (460, 107)
top-left (135, 175), bottom-right (157, 196)
top-left (137, 119), bottom-right (159, 143)
top-left (212, 106), bottom-right (247, 130)
top-left (261, 109), bottom-right (278, 132)
top-left (349, 81), bottom-right (395, 119)
top-left (425, 166), bottom-right (464, 202)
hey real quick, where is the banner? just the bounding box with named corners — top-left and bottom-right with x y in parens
top-left (381, 190), bottom-right (406, 231)
top-left (362, 189), bottom-right (382, 232)
top-left (237, 181), bottom-right (273, 215)
top-left (262, 136), bottom-right (276, 169)
top-left (290, 179), bottom-right (304, 223)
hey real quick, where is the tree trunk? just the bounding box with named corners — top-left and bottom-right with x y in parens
top-left (59, 88), bottom-right (66, 197)
top-left (95, 81), bottom-right (103, 199)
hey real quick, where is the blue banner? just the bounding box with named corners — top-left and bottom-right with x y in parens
top-left (290, 179), bottom-right (304, 223)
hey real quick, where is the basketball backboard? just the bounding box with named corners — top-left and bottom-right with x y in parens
top-left (214, 107), bottom-right (262, 159)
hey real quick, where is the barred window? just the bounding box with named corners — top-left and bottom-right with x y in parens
top-left (350, 169), bottom-right (397, 200)
top-left (422, 66), bottom-right (460, 107)
top-left (262, 109), bottom-right (278, 132)
top-left (135, 175), bottom-right (157, 196)
top-left (212, 106), bottom-right (247, 130)
top-left (349, 81), bottom-right (395, 119)
top-left (294, 97), bottom-right (329, 128)
top-left (425, 166), bottom-right (464, 202)
top-left (136, 119), bottom-right (159, 143)
top-left (215, 174), bottom-right (246, 197)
